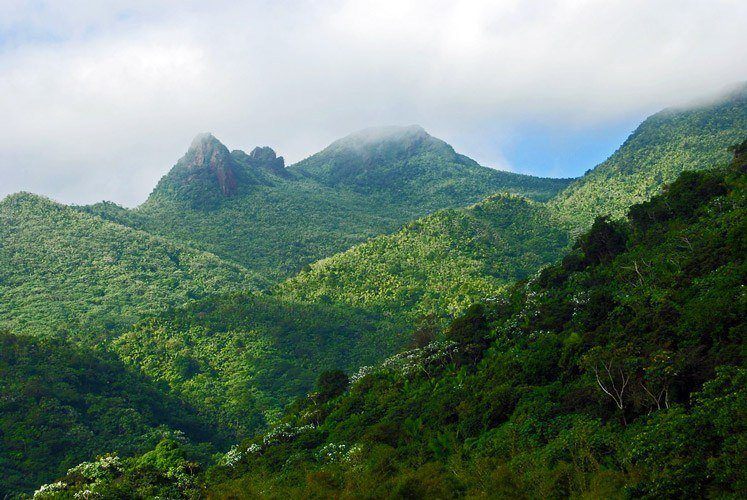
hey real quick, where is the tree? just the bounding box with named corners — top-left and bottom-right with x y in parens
top-left (446, 303), bottom-right (488, 345)
top-left (639, 350), bottom-right (682, 411)
top-left (581, 346), bottom-right (637, 425)
top-left (315, 370), bottom-right (349, 402)
top-left (577, 216), bottom-right (628, 266)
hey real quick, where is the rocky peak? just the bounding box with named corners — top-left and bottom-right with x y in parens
top-left (182, 133), bottom-right (238, 196)
top-left (249, 146), bottom-right (278, 162)
top-left (231, 146), bottom-right (287, 175)
top-left (249, 146), bottom-right (285, 173)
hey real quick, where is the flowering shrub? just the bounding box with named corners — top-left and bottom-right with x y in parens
top-left (67, 454), bottom-right (122, 481)
top-left (350, 365), bottom-right (376, 384)
top-left (33, 481), bottom-right (66, 498)
top-left (73, 490), bottom-right (100, 499)
top-left (262, 422), bottom-right (316, 447)
top-left (219, 442), bottom-right (265, 468)
top-left (316, 443), bottom-right (348, 463)
top-left (378, 340), bottom-right (459, 378)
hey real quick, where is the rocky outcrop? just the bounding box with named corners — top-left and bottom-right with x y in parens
top-left (184, 133), bottom-right (239, 196)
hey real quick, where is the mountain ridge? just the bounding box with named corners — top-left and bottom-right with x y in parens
top-left (94, 126), bottom-right (571, 279)
top-left (549, 83), bottom-right (747, 229)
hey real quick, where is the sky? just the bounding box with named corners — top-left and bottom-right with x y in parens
top-left (1, 0), bottom-right (746, 206)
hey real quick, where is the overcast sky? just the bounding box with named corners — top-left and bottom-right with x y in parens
top-left (1, 0), bottom-right (746, 206)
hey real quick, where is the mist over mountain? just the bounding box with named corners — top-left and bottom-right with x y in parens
top-left (2, 2), bottom-right (747, 498)
top-left (550, 83), bottom-right (747, 230)
top-left (80, 126), bottom-right (569, 280)
top-left (0, 82), bottom-right (745, 497)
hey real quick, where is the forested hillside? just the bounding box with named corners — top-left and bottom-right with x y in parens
top-left (0, 333), bottom-right (216, 496)
top-left (111, 293), bottom-right (402, 442)
top-left (280, 194), bottom-right (569, 324)
top-left (39, 142), bottom-right (745, 498)
top-left (550, 84), bottom-right (747, 230)
top-left (0, 193), bottom-right (262, 337)
top-left (101, 196), bottom-right (570, 450)
top-left (88, 128), bottom-right (570, 280)
top-left (5, 87), bottom-right (747, 499)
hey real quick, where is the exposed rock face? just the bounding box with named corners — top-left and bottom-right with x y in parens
top-left (185, 133), bottom-right (239, 196)
top-left (148, 134), bottom-right (290, 208)
top-left (231, 146), bottom-right (286, 175)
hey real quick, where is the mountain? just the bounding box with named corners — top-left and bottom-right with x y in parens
top-left (549, 84), bottom-right (747, 230)
top-left (280, 194), bottom-right (570, 324)
top-left (44, 141), bottom-right (745, 498)
top-left (89, 128), bottom-right (571, 280)
top-left (0, 193), bottom-right (262, 336)
top-left (289, 125), bottom-right (571, 205)
top-left (0, 332), bottom-right (215, 496)
top-left (144, 133), bottom-right (290, 209)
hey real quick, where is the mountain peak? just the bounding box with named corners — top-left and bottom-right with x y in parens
top-left (335, 124), bottom-right (430, 149)
top-left (247, 146), bottom-right (286, 173)
top-left (288, 124), bottom-right (472, 189)
top-left (249, 146), bottom-right (279, 162)
top-left (180, 133), bottom-right (238, 197)
top-left (0, 191), bottom-right (57, 211)
top-left (189, 132), bottom-right (224, 149)
top-left (144, 134), bottom-right (241, 207)
top-left (309, 124), bottom-right (458, 165)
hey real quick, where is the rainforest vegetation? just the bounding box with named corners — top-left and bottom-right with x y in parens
top-left (0, 87), bottom-right (745, 498)
top-left (30, 139), bottom-right (747, 499)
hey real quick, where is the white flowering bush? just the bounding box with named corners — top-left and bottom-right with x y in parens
top-left (67, 454), bottom-right (122, 481)
top-left (263, 422), bottom-right (314, 446)
top-left (378, 340), bottom-right (459, 379)
top-left (262, 423), bottom-right (296, 446)
top-left (220, 445), bottom-right (246, 467)
top-left (316, 443), bottom-right (348, 463)
top-left (350, 365), bottom-right (376, 384)
top-left (73, 489), bottom-right (100, 499)
top-left (33, 481), bottom-right (66, 498)
top-left (342, 443), bottom-right (364, 466)
top-left (219, 441), bottom-right (265, 468)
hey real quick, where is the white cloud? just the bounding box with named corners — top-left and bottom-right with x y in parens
top-left (0, 0), bottom-right (745, 205)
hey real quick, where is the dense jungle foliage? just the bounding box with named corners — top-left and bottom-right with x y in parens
top-left (86, 127), bottom-right (570, 280)
top-left (4, 90), bottom-right (746, 497)
top-left (0, 333), bottom-right (216, 496)
top-left (550, 83), bottom-right (747, 231)
top-left (98, 195), bottom-right (570, 455)
top-left (0, 194), bottom-right (262, 337)
top-left (0, 132), bottom-right (572, 496)
top-left (281, 194), bottom-right (570, 324)
top-left (111, 293), bottom-right (402, 442)
top-left (33, 141), bottom-right (747, 498)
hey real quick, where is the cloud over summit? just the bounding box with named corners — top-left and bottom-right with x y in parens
top-left (1, 0), bottom-right (746, 205)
